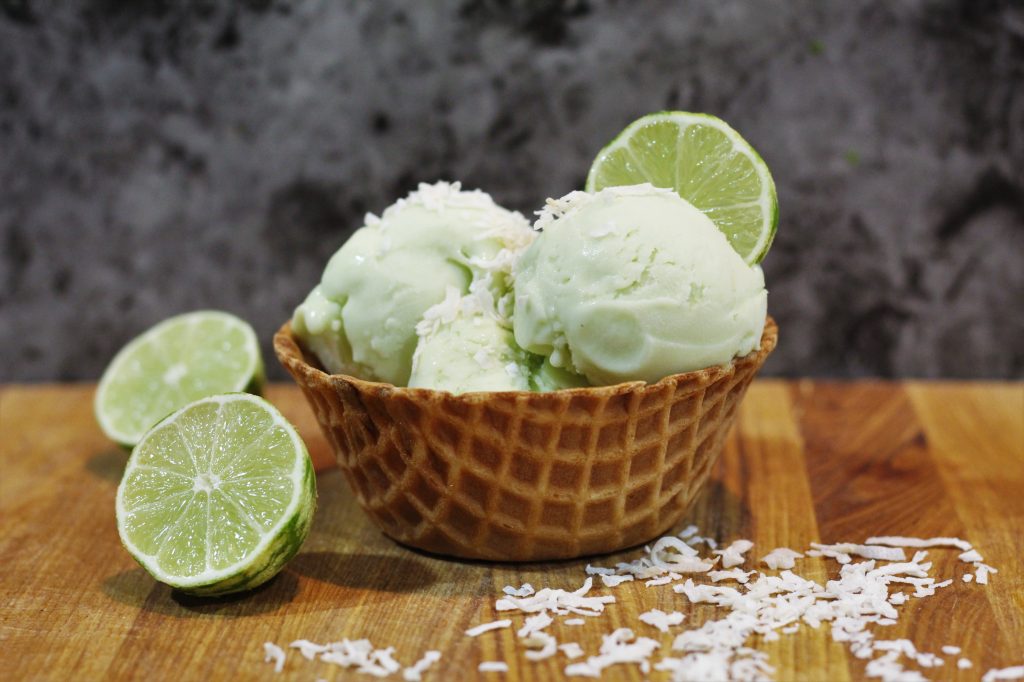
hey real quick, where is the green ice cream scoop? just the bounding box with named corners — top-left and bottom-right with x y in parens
top-left (292, 182), bottom-right (534, 385)
top-left (408, 292), bottom-right (532, 394)
top-left (408, 289), bottom-right (590, 394)
top-left (513, 184), bottom-right (767, 385)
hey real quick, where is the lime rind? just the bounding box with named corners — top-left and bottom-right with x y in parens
top-left (95, 311), bottom-right (264, 447)
top-left (585, 111), bottom-right (778, 264)
top-left (115, 393), bottom-right (315, 596)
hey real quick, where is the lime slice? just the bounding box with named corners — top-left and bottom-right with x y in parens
top-left (116, 393), bottom-right (315, 596)
top-left (586, 111), bottom-right (778, 264)
top-left (95, 311), bottom-right (265, 447)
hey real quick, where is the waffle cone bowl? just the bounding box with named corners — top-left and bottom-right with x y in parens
top-left (274, 317), bottom-right (777, 562)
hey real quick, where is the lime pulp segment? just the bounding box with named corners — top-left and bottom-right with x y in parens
top-left (586, 111), bottom-right (778, 264)
top-left (95, 311), bottom-right (264, 446)
top-left (116, 393), bottom-right (315, 596)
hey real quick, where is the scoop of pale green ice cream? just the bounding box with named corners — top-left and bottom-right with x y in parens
top-left (408, 288), bottom-right (532, 393)
top-left (513, 184), bottom-right (767, 385)
top-left (408, 286), bottom-right (590, 394)
top-left (292, 182), bottom-right (535, 385)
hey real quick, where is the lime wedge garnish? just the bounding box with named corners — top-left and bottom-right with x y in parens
top-left (95, 311), bottom-right (264, 447)
top-left (116, 393), bottom-right (315, 596)
top-left (586, 111), bottom-right (778, 264)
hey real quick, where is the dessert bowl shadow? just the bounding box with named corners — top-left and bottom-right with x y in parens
top-left (274, 317), bottom-right (777, 562)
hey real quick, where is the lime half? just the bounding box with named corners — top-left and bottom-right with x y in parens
top-left (116, 393), bottom-right (315, 596)
top-left (586, 111), bottom-right (778, 264)
top-left (96, 311), bottom-right (264, 447)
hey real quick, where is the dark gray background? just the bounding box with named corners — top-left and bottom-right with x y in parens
top-left (2, 0), bottom-right (1023, 382)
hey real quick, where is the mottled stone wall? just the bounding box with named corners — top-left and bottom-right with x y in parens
top-left (2, 0), bottom-right (1022, 381)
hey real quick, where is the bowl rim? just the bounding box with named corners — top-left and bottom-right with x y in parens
top-left (274, 316), bottom-right (777, 402)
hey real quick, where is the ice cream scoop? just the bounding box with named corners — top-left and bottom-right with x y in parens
top-left (292, 182), bottom-right (534, 385)
top-left (408, 286), bottom-right (591, 394)
top-left (513, 184), bottom-right (767, 385)
top-left (408, 288), bottom-right (532, 393)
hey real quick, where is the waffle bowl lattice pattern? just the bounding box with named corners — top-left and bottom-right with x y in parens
top-left (275, 318), bottom-right (777, 561)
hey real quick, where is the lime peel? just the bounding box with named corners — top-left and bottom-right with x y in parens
top-left (586, 111), bottom-right (778, 264)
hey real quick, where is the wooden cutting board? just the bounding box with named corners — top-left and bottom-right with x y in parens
top-left (1, 381), bottom-right (1021, 681)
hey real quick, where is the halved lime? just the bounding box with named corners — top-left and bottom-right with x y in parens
top-left (586, 111), bottom-right (778, 264)
top-left (95, 311), bottom-right (264, 447)
top-left (116, 393), bottom-right (315, 596)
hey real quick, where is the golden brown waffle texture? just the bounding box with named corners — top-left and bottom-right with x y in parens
top-left (275, 318), bottom-right (777, 561)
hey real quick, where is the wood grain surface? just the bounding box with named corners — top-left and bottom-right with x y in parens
top-left (1, 381), bottom-right (1021, 681)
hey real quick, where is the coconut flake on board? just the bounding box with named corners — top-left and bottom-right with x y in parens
top-left (503, 583), bottom-right (535, 598)
top-left (639, 609), bottom-right (686, 633)
top-left (465, 620), bottom-right (512, 637)
top-left (263, 642), bottom-right (286, 673)
top-left (982, 665), bottom-right (1024, 682)
top-left (762, 548), bottom-right (804, 570)
top-left (559, 643), bottom-right (585, 659)
top-left (523, 631), bottom-right (559, 661)
top-left (714, 540), bottom-right (755, 568)
top-left (865, 536), bottom-right (973, 552)
top-left (402, 651), bottom-right (441, 682)
top-left (709, 568), bottom-right (756, 584)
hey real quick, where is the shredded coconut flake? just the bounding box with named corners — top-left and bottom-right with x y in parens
top-left (478, 661), bottom-right (509, 673)
top-left (983, 665), bottom-right (1024, 682)
top-left (811, 542), bottom-right (907, 562)
top-left (762, 548), bottom-right (804, 570)
top-left (585, 564), bottom-right (616, 576)
top-left (517, 612), bottom-right (553, 639)
top-left (264, 642), bottom-right (286, 673)
top-left (709, 568), bottom-right (756, 584)
top-left (600, 574), bottom-right (634, 587)
top-left (290, 639), bottom-right (328, 661)
top-left (975, 563), bottom-right (998, 585)
top-left (503, 583), bottom-right (534, 598)
top-left (715, 540), bottom-right (755, 568)
top-left (806, 547), bottom-right (852, 564)
top-left (865, 536), bottom-right (973, 552)
top-left (402, 651), bottom-right (441, 681)
top-left (523, 631), bottom-right (559, 661)
top-left (559, 643), bottom-right (585, 659)
top-left (466, 620), bottom-right (512, 637)
top-left (639, 609), bottom-right (685, 633)
top-left (645, 572), bottom-right (683, 587)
